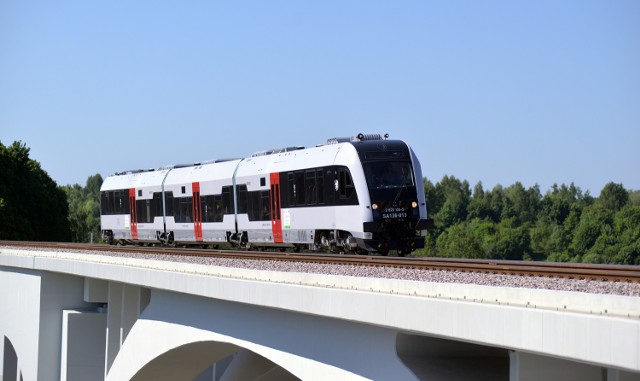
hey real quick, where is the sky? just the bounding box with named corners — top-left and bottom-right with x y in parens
top-left (1, 1), bottom-right (638, 196)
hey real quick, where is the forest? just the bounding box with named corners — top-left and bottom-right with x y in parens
top-left (414, 177), bottom-right (640, 265)
top-left (1, 141), bottom-right (638, 265)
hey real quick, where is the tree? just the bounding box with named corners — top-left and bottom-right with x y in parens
top-left (483, 218), bottom-right (531, 260)
top-left (62, 174), bottom-right (103, 242)
top-left (570, 205), bottom-right (613, 256)
top-left (597, 182), bottom-right (628, 212)
top-left (418, 176), bottom-right (638, 265)
top-left (467, 182), bottom-right (492, 221)
top-left (434, 175), bottom-right (471, 229)
top-left (0, 141), bottom-right (71, 241)
top-left (435, 221), bottom-right (485, 259)
top-left (502, 182), bottom-right (541, 225)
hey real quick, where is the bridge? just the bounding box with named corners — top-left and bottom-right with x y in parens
top-left (1, 246), bottom-right (639, 381)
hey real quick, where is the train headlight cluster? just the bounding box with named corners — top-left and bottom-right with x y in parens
top-left (412, 201), bottom-right (418, 208)
top-left (372, 203), bottom-right (379, 210)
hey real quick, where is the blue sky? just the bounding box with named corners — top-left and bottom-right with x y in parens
top-left (1, 1), bottom-right (638, 195)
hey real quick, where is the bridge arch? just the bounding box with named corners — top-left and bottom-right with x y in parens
top-left (106, 289), bottom-right (391, 380)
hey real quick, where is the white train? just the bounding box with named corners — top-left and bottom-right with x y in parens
top-left (100, 134), bottom-right (432, 255)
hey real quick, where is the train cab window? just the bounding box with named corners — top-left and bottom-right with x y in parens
top-left (363, 161), bottom-right (414, 189)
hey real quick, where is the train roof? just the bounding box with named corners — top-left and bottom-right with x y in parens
top-left (105, 133), bottom-right (396, 180)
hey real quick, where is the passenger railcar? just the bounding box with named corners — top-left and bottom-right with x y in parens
top-left (100, 134), bottom-right (432, 255)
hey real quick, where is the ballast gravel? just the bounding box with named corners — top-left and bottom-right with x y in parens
top-left (78, 249), bottom-right (640, 297)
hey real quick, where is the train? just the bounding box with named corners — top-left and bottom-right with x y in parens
top-left (100, 133), bottom-right (433, 255)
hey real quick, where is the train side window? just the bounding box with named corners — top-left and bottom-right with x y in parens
top-left (338, 168), bottom-right (356, 201)
top-left (136, 199), bottom-right (153, 223)
top-left (221, 186), bottom-right (233, 215)
top-left (316, 168), bottom-right (324, 205)
top-left (214, 195), bottom-right (223, 222)
top-left (260, 177), bottom-right (266, 187)
top-left (173, 197), bottom-right (192, 223)
top-left (305, 170), bottom-right (316, 205)
top-left (109, 190), bottom-right (130, 215)
top-left (287, 172), bottom-right (295, 206)
top-left (153, 192), bottom-right (163, 217)
top-left (260, 190), bottom-right (270, 220)
top-left (249, 191), bottom-right (259, 220)
top-left (295, 171), bottom-right (305, 205)
top-left (164, 192), bottom-right (174, 216)
top-left (237, 185), bottom-right (248, 214)
top-left (202, 195), bottom-right (214, 222)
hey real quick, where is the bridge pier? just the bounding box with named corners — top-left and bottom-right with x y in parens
top-left (508, 350), bottom-right (638, 381)
top-left (103, 281), bottom-right (150, 377)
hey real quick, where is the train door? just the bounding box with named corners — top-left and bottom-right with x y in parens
top-left (269, 173), bottom-right (283, 243)
top-left (192, 182), bottom-right (203, 242)
top-left (128, 188), bottom-right (138, 240)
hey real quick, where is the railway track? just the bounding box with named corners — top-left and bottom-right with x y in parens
top-left (1, 240), bottom-right (639, 283)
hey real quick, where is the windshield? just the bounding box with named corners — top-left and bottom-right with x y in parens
top-left (363, 161), bottom-right (415, 189)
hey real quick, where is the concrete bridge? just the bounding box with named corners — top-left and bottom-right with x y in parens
top-left (1, 247), bottom-right (639, 381)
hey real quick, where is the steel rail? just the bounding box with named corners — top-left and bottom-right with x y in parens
top-left (1, 240), bottom-right (639, 283)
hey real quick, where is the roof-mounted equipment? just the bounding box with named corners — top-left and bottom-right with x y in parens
top-left (251, 146), bottom-right (305, 157)
top-left (327, 133), bottom-right (389, 145)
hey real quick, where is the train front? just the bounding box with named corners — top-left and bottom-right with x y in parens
top-left (355, 139), bottom-right (431, 255)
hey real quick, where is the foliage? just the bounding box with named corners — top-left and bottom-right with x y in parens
top-left (0, 141), bottom-right (71, 241)
top-left (414, 177), bottom-right (640, 265)
top-left (61, 174), bottom-right (103, 243)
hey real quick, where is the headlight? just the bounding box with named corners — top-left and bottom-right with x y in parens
top-left (372, 203), bottom-right (378, 210)
top-left (412, 201), bottom-right (418, 208)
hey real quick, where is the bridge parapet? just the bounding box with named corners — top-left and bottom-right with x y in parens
top-left (1, 247), bottom-right (639, 380)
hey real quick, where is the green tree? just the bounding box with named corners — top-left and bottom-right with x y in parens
top-left (597, 182), bottom-right (628, 212)
top-left (570, 205), bottom-right (613, 256)
top-left (582, 206), bottom-right (640, 265)
top-left (62, 174), bottom-right (103, 242)
top-left (0, 141), bottom-right (71, 241)
top-left (434, 175), bottom-right (471, 229)
top-left (502, 182), bottom-right (541, 225)
top-left (629, 190), bottom-right (640, 206)
top-left (435, 221), bottom-right (485, 259)
top-left (467, 182), bottom-right (493, 221)
top-left (483, 218), bottom-right (531, 260)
